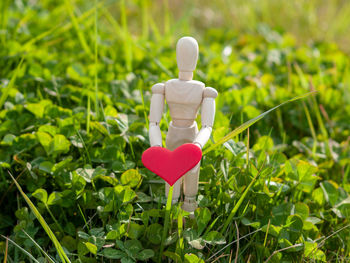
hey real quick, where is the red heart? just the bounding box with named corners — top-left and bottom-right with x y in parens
top-left (141, 144), bottom-right (202, 186)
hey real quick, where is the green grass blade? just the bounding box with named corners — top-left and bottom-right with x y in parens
top-left (139, 82), bottom-right (149, 127)
top-left (99, 101), bottom-right (110, 135)
top-left (21, 230), bottom-right (56, 263)
top-left (141, 0), bottom-right (149, 39)
top-left (94, 0), bottom-right (99, 120)
top-left (86, 93), bottom-right (91, 134)
top-left (8, 171), bottom-right (71, 263)
top-left (1, 235), bottom-right (40, 263)
top-left (263, 219), bottom-right (271, 247)
top-left (64, 0), bottom-right (92, 57)
top-left (163, 0), bottom-right (170, 35)
top-left (102, 7), bottom-right (123, 37)
top-left (302, 101), bottom-right (317, 156)
top-left (21, 24), bottom-right (60, 52)
top-left (176, 208), bottom-right (184, 261)
top-left (0, 0), bottom-right (9, 44)
top-left (75, 127), bottom-right (92, 164)
top-left (120, 0), bottom-right (132, 72)
top-left (203, 215), bottom-right (222, 236)
top-left (343, 165), bottom-right (350, 187)
top-left (220, 163), bottom-right (264, 235)
top-left (158, 185), bottom-right (173, 263)
top-left (148, 15), bottom-right (161, 42)
top-left (0, 57), bottom-right (24, 109)
top-left (45, 204), bottom-right (65, 235)
top-left (22, 3), bottom-right (103, 52)
top-left (3, 234), bottom-right (8, 263)
top-left (77, 203), bottom-right (90, 231)
top-left (293, 63), bottom-right (328, 139)
top-left (203, 92), bottom-right (316, 155)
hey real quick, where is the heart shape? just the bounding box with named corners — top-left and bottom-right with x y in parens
top-left (141, 144), bottom-right (202, 186)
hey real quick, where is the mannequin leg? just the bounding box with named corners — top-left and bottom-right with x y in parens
top-left (165, 179), bottom-right (181, 204)
top-left (182, 162), bottom-right (200, 212)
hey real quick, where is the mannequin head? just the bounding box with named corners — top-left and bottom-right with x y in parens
top-left (176, 37), bottom-right (198, 81)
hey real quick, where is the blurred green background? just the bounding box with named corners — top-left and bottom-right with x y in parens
top-left (3, 0), bottom-right (350, 51)
top-left (164, 0), bottom-right (350, 52)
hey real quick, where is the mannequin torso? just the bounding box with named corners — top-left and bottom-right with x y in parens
top-left (165, 79), bottom-right (204, 127)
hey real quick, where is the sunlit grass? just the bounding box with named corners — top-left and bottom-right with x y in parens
top-left (203, 92), bottom-right (316, 155)
top-left (1, 0), bottom-right (350, 262)
top-left (8, 172), bottom-right (71, 263)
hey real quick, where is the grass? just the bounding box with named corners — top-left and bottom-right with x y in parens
top-left (7, 172), bottom-right (71, 263)
top-left (159, 185), bottom-right (173, 263)
top-left (21, 229), bottom-right (56, 263)
top-left (202, 92), bottom-right (316, 155)
top-left (65, 0), bottom-right (92, 57)
top-left (1, 235), bottom-right (41, 263)
top-left (0, 0), bottom-right (350, 262)
top-left (0, 57), bottom-right (24, 109)
top-left (220, 161), bottom-right (264, 235)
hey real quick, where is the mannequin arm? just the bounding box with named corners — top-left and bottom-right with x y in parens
top-left (193, 87), bottom-right (218, 148)
top-left (149, 83), bottom-right (165, 147)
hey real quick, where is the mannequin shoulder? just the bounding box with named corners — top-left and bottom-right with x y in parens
top-left (166, 79), bottom-right (204, 89)
top-left (151, 83), bottom-right (165, 94)
top-left (203, 87), bottom-right (218, 98)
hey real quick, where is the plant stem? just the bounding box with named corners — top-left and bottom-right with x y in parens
top-left (46, 205), bottom-right (65, 235)
top-left (220, 163), bottom-right (264, 235)
top-left (158, 185), bottom-right (173, 263)
top-left (94, 0), bottom-right (99, 120)
top-left (177, 208), bottom-right (184, 261)
top-left (8, 171), bottom-right (71, 263)
top-left (86, 94), bottom-right (91, 134)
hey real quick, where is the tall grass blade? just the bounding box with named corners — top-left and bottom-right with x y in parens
top-left (294, 64), bottom-right (328, 138)
top-left (99, 101), bottom-right (110, 135)
top-left (64, 0), bottom-right (92, 57)
top-left (77, 203), bottom-right (90, 231)
top-left (22, 3), bottom-right (105, 52)
top-left (176, 209), bottom-right (184, 261)
top-left (139, 82), bottom-right (149, 127)
top-left (141, 0), bottom-right (149, 39)
top-left (120, 0), bottom-right (132, 72)
top-left (148, 15), bottom-right (161, 42)
top-left (276, 108), bottom-right (285, 139)
top-left (294, 63), bottom-right (330, 157)
top-left (94, 0), bottom-right (99, 119)
top-left (343, 165), bottom-right (350, 188)
top-left (45, 204), bottom-right (65, 235)
top-left (7, 171), bottom-right (71, 263)
top-left (220, 162), bottom-right (264, 235)
top-left (86, 94), bottom-right (91, 134)
top-left (163, 0), bottom-right (170, 35)
top-left (158, 186), bottom-right (173, 263)
top-left (102, 7), bottom-right (123, 37)
top-left (302, 101), bottom-right (317, 155)
top-left (3, 234), bottom-right (8, 263)
top-left (1, 235), bottom-right (40, 263)
top-left (203, 92), bottom-right (316, 155)
top-left (0, 0), bottom-right (9, 44)
top-left (309, 95), bottom-right (330, 140)
top-left (0, 58), bottom-right (24, 109)
top-left (75, 127), bottom-right (92, 164)
top-left (21, 230), bottom-right (56, 263)
top-left (207, 228), bottom-right (262, 262)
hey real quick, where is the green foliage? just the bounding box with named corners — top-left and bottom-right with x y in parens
top-left (1, 0), bottom-right (350, 262)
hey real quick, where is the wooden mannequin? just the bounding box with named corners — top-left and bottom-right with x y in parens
top-left (149, 36), bottom-right (217, 212)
